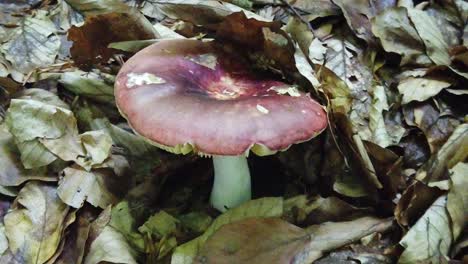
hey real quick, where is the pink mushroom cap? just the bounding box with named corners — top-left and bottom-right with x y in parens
top-left (115, 39), bottom-right (327, 156)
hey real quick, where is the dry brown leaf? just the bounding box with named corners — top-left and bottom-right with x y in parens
top-left (68, 11), bottom-right (157, 68)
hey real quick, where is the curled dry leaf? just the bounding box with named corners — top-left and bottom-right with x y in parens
top-left (68, 11), bottom-right (157, 68)
top-left (4, 182), bottom-right (69, 264)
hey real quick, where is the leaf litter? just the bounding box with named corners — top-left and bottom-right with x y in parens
top-left (0, 0), bottom-right (467, 263)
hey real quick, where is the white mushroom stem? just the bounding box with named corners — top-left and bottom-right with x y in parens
top-left (210, 155), bottom-right (252, 212)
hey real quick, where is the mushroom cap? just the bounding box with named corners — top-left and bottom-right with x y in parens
top-left (115, 39), bottom-right (327, 156)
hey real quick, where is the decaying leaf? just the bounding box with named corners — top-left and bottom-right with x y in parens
top-left (1, 11), bottom-right (60, 75)
top-left (215, 12), bottom-right (296, 73)
top-left (64, 0), bottom-right (129, 16)
top-left (84, 225), bottom-right (138, 264)
top-left (57, 166), bottom-right (118, 209)
top-left (0, 125), bottom-right (55, 186)
top-left (172, 197), bottom-right (283, 263)
top-left (4, 182), bottom-right (69, 264)
top-left (68, 11), bottom-right (157, 68)
top-left (399, 195), bottom-right (451, 264)
top-left (197, 216), bottom-right (392, 264)
top-left (416, 123), bottom-right (468, 183)
top-left (59, 70), bottom-right (115, 104)
top-left (196, 218), bottom-right (310, 264)
top-left (371, 7), bottom-right (431, 65)
top-left (407, 8), bottom-right (450, 66)
top-left (156, 0), bottom-right (269, 26)
top-left (398, 77), bottom-right (451, 104)
top-left (446, 162), bottom-right (468, 240)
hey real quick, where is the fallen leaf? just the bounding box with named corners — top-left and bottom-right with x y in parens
top-left (59, 70), bottom-right (115, 104)
top-left (1, 11), bottom-right (60, 74)
top-left (156, 0), bottom-right (269, 25)
top-left (108, 39), bottom-right (159, 53)
top-left (139, 211), bottom-right (180, 238)
top-left (398, 77), bottom-right (451, 104)
top-left (0, 125), bottom-right (56, 186)
top-left (109, 201), bottom-right (145, 252)
top-left (4, 182), bottom-right (69, 264)
top-left (403, 101), bottom-right (460, 152)
top-left (90, 118), bottom-right (157, 156)
top-left (332, 0), bottom-right (396, 44)
top-left (64, 0), bottom-right (129, 16)
top-left (55, 207), bottom-right (96, 264)
top-left (394, 181), bottom-right (442, 227)
top-left (196, 218), bottom-right (310, 264)
top-left (416, 123), bottom-right (468, 183)
top-left (407, 8), bottom-right (450, 66)
top-left (283, 195), bottom-right (372, 225)
top-left (68, 11), bottom-right (157, 68)
top-left (371, 7), bottom-right (431, 65)
top-left (80, 130), bottom-right (112, 165)
top-left (215, 12), bottom-right (296, 74)
top-left (171, 197), bottom-right (283, 264)
top-left (301, 216), bottom-right (393, 262)
top-left (50, 0), bottom-right (85, 31)
top-left (178, 212), bottom-right (213, 234)
top-left (57, 166), bottom-right (118, 209)
top-left (446, 162), bottom-right (468, 240)
top-left (84, 225), bottom-right (138, 264)
top-left (399, 195), bottom-right (451, 263)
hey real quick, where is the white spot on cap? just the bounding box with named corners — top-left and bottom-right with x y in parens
top-left (256, 104), bottom-right (269, 114)
top-left (126, 72), bottom-right (166, 88)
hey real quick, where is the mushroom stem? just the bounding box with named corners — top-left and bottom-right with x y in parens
top-left (210, 155), bottom-right (252, 212)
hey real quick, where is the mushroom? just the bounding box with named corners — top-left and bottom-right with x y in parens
top-left (115, 39), bottom-right (327, 211)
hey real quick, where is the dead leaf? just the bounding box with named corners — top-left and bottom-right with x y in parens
top-left (399, 195), bottom-right (452, 263)
top-left (0, 125), bottom-right (56, 186)
top-left (172, 197), bottom-right (283, 263)
top-left (4, 182), bottom-right (69, 264)
top-left (215, 12), bottom-right (296, 74)
top-left (371, 7), bottom-right (431, 65)
top-left (394, 181), bottom-right (442, 227)
top-left (446, 162), bottom-right (468, 240)
top-left (57, 166), bottom-right (118, 209)
top-left (84, 226), bottom-right (138, 264)
top-left (196, 218), bottom-right (310, 264)
top-left (2, 11), bottom-right (60, 75)
top-left (416, 123), bottom-right (468, 184)
top-left (407, 8), bottom-right (451, 66)
top-left (156, 0), bottom-right (269, 25)
top-left (68, 11), bottom-right (157, 68)
top-left (398, 77), bottom-right (451, 104)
